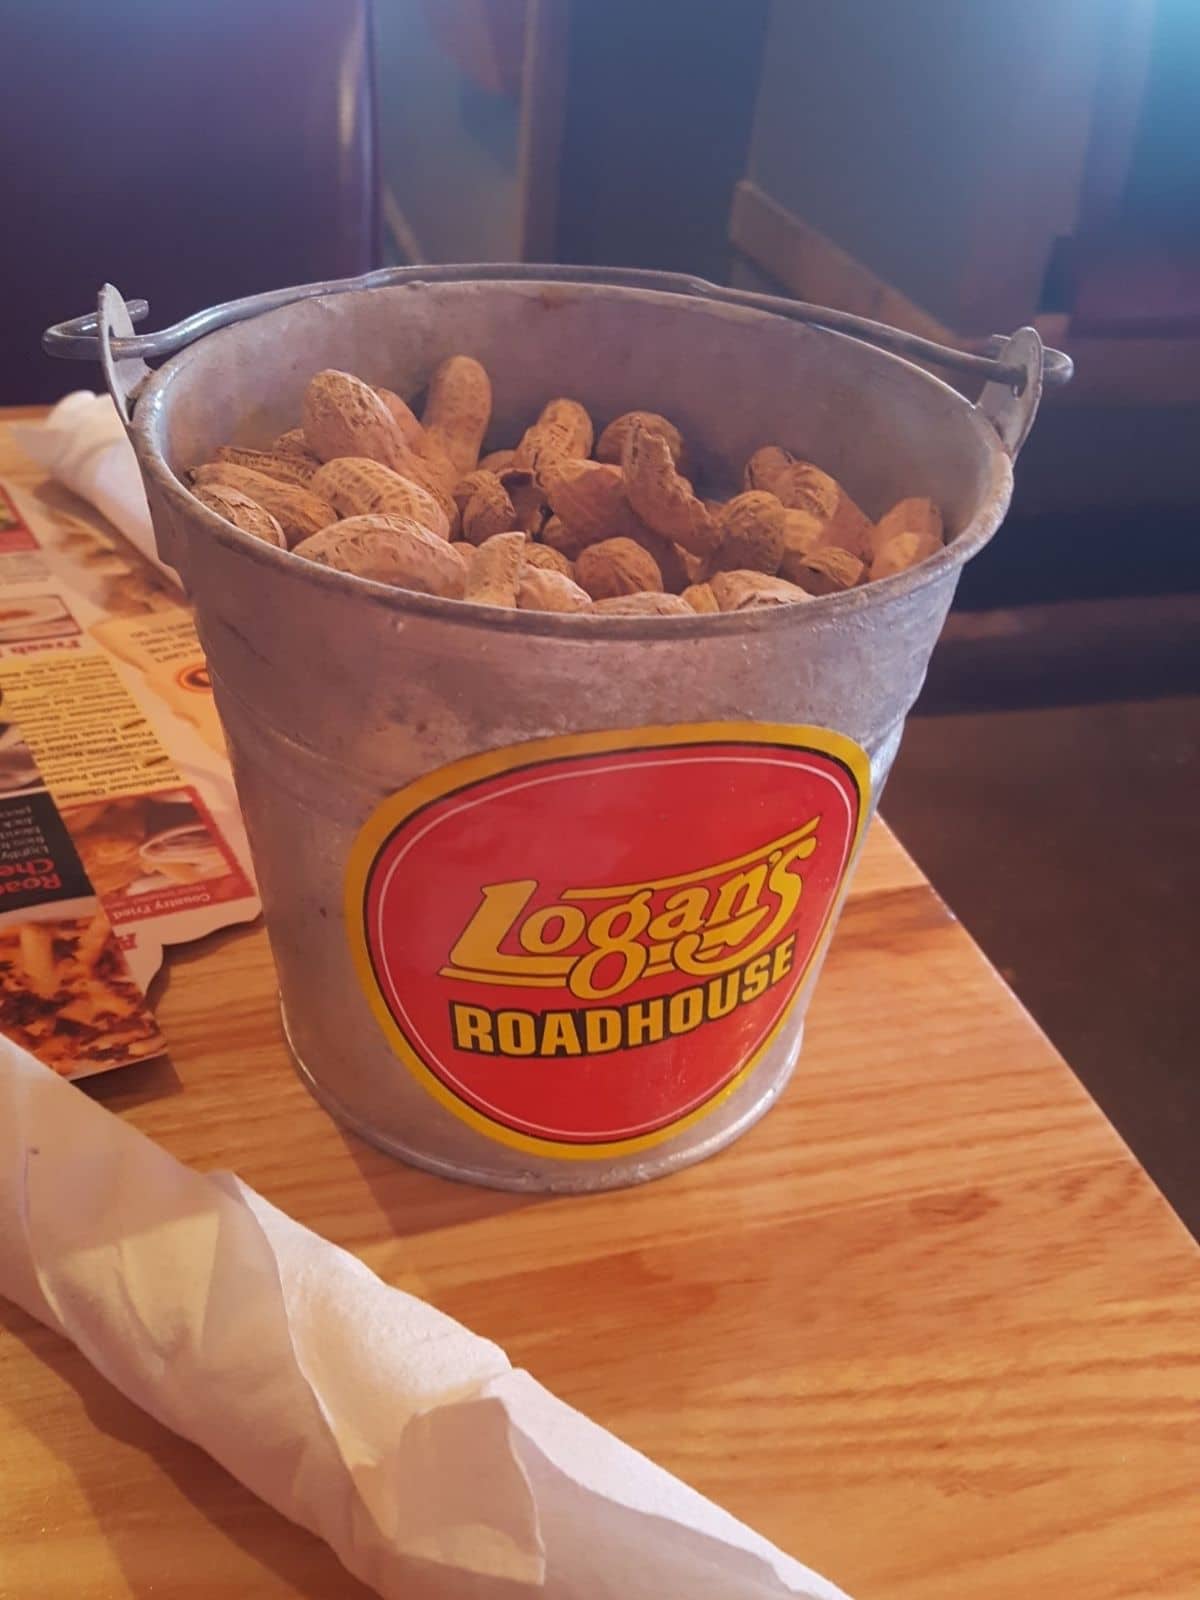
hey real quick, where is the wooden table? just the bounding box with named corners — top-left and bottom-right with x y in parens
top-left (1, 418), bottom-right (1198, 1600)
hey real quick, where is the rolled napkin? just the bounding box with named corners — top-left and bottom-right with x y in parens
top-left (8, 391), bottom-right (183, 587)
top-left (0, 1038), bottom-right (848, 1600)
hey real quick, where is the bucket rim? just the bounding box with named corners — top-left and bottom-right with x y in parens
top-left (132, 277), bottom-right (1015, 641)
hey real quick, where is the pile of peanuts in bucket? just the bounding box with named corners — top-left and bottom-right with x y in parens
top-left (188, 358), bottom-right (945, 615)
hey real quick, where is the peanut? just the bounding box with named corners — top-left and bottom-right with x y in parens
top-left (575, 537), bottom-right (663, 600)
top-left (596, 410), bottom-right (684, 469)
top-left (819, 498), bottom-right (873, 561)
top-left (870, 496), bottom-right (944, 560)
top-left (682, 582), bottom-right (719, 613)
top-left (589, 592), bottom-right (693, 617)
top-left (788, 545), bottom-right (864, 596)
top-left (375, 387), bottom-right (425, 448)
top-left (213, 445), bottom-right (319, 486)
top-left (512, 398), bottom-right (594, 484)
top-left (714, 491), bottom-right (786, 574)
top-left (272, 427), bottom-right (315, 459)
top-left (622, 424), bottom-right (719, 557)
top-left (774, 461), bottom-right (872, 559)
top-left (709, 570), bottom-right (811, 611)
top-left (677, 545), bottom-right (709, 585)
top-left (869, 530), bottom-right (942, 581)
top-left (539, 515), bottom-right (577, 557)
top-left (302, 370), bottom-right (409, 468)
top-left (191, 463), bottom-right (337, 548)
top-left (421, 355), bottom-right (492, 477)
top-left (517, 566), bottom-right (591, 613)
top-left (780, 507), bottom-right (824, 553)
top-left (777, 508), bottom-right (825, 582)
top-left (480, 447), bottom-right (516, 474)
top-left (383, 441), bottom-right (461, 531)
top-left (543, 459), bottom-right (642, 547)
top-left (520, 542), bottom-right (574, 577)
top-left (192, 483), bottom-right (287, 548)
top-left (770, 460), bottom-right (840, 520)
top-left (461, 476), bottom-right (518, 545)
top-left (311, 458), bottom-right (450, 539)
top-left (293, 515), bottom-right (467, 596)
top-left (453, 469), bottom-right (498, 513)
top-left (464, 531), bottom-right (526, 607)
top-left (642, 530), bottom-right (689, 595)
top-left (743, 445), bottom-right (794, 493)
top-left (497, 467), bottom-right (549, 535)
top-left (412, 434), bottom-right (462, 492)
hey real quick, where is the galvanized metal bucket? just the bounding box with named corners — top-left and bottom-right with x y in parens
top-left (46, 266), bottom-right (1067, 1191)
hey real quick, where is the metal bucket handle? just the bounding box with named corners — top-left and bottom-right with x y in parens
top-left (44, 264), bottom-right (1070, 459)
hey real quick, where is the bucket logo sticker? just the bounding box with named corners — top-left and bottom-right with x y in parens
top-left (346, 723), bottom-right (869, 1158)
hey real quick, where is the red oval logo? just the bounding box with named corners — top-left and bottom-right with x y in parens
top-left (347, 724), bottom-right (868, 1157)
top-left (176, 662), bottom-right (211, 693)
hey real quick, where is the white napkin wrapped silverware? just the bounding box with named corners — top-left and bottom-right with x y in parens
top-left (8, 391), bottom-right (183, 587)
top-left (0, 1039), bottom-right (848, 1600)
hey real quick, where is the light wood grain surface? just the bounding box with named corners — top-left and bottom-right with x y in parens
top-left (1, 418), bottom-right (1197, 1600)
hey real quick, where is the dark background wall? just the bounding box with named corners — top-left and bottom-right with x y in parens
top-left (554, 0), bottom-right (768, 281)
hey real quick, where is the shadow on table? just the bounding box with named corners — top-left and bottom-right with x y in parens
top-left (81, 1051), bottom-right (184, 1112)
top-left (336, 1123), bottom-right (549, 1243)
top-left (0, 1302), bottom-right (376, 1598)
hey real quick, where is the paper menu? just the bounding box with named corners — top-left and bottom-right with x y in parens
top-left (0, 476), bottom-right (259, 1077)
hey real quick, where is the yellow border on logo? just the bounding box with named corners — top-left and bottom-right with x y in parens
top-left (344, 722), bottom-right (871, 1160)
